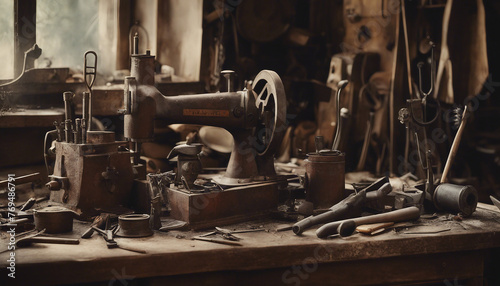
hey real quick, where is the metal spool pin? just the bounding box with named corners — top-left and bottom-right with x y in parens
top-left (84, 51), bottom-right (97, 132)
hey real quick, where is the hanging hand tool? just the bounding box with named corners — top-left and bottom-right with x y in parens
top-left (332, 80), bottom-right (349, 151)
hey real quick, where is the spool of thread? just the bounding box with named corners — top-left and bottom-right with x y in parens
top-left (433, 183), bottom-right (478, 217)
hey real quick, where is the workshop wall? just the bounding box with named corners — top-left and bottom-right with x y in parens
top-left (0, 0), bottom-right (499, 200)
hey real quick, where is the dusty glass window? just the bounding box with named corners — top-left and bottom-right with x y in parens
top-left (36, 0), bottom-right (99, 71)
top-left (0, 0), bottom-right (14, 80)
top-left (1, 0), bottom-right (117, 81)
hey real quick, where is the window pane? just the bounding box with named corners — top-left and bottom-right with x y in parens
top-left (36, 0), bottom-right (99, 71)
top-left (0, 0), bottom-right (14, 80)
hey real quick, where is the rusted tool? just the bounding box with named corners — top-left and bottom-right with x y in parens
top-left (198, 228), bottom-right (239, 241)
top-left (0, 173), bottom-right (42, 189)
top-left (81, 213), bottom-right (110, 239)
top-left (293, 178), bottom-right (391, 235)
top-left (215, 227), bottom-right (265, 234)
top-left (19, 198), bottom-right (36, 211)
top-left (64, 119), bottom-right (72, 143)
top-left (11, 229), bottom-right (79, 248)
top-left (63, 91), bottom-right (74, 124)
top-left (167, 143), bottom-right (203, 190)
top-left (81, 92), bottom-right (89, 143)
top-left (192, 236), bottom-right (243, 246)
top-left (0, 218), bottom-right (30, 229)
top-left (17, 236), bottom-right (80, 247)
top-left (316, 206), bottom-right (420, 238)
top-left (92, 226), bottom-right (147, 254)
top-left (197, 227), bottom-right (264, 243)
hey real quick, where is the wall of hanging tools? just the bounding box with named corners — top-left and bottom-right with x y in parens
top-left (200, 0), bottom-right (500, 201)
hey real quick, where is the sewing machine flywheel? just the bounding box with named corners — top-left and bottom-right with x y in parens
top-left (252, 70), bottom-right (287, 157)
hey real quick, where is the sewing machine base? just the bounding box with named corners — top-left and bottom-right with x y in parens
top-left (167, 182), bottom-right (280, 229)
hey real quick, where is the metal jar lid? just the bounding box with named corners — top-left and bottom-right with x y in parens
top-left (306, 150), bottom-right (345, 162)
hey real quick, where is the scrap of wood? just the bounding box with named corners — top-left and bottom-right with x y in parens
top-left (477, 202), bottom-right (500, 213)
top-left (403, 226), bottom-right (451, 234)
top-left (356, 222), bottom-right (394, 234)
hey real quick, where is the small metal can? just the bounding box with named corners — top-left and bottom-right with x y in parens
top-left (304, 151), bottom-right (345, 209)
top-left (34, 206), bottom-right (75, 234)
top-left (115, 214), bottom-right (153, 238)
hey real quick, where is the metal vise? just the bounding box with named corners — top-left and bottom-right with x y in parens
top-left (122, 37), bottom-right (287, 186)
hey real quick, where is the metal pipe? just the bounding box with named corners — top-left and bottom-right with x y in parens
top-left (54, 121), bottom-right (62, 142)
top-left (64, 119), bottom-right (72, 143)
top-left (133, 32), bottom-right (139, 55)
top-left (63, 91), bottom-right (73, 122)
top-left (316, 206), bottom-right (420, 238)
top-left (133, 142), bottom-right (141, 165)
top-left (82, 92), bottom-right (89, 143)
top-left (74, 118), bottom-right (81, 144)
top-left (88, 94), bottom-right (92, 132)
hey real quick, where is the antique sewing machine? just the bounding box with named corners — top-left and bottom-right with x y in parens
top-left (123, 36), bottom-right (287, 228)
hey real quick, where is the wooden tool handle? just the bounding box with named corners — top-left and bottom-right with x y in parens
top-left (441, 106), bottom-right (468, 183)
top-left (27, 237), bottom-right (80, 245)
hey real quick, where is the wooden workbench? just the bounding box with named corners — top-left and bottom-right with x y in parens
top-left (1, 207), bottom-right (500, 286)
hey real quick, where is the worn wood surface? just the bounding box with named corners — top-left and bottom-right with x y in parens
top-left (0, 109), bottom-right (64, 128)
top-left (1, 208), bottom-right (500, 285)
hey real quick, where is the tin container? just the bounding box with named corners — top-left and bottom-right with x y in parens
top-left (115, 214), bottom-right (153, 238)
top-left (304, 152), bottom-right (345, 209)
top-left (33, 206), bottom-right (75, 234)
